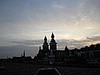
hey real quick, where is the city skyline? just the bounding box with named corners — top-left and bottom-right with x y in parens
top-left (0, 0), bottom-right (100, 58)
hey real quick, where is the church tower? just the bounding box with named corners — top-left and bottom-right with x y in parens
top-left (50, 33), bottom-right (57, 51)
top-left (42, 36), bottom-right (49, 50)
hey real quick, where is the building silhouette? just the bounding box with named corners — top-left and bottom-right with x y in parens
top-left (35, 33), bottom-right (70, 65)
top-left (12, 51), bottom-right (32, 63)
top-left (34, 33), bottom-right (100, 65)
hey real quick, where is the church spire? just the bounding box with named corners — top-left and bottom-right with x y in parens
top-left (44, 36), bottom-right (47, 42)
top-left (43, 36), bottom-right (49, 50)
top-left (51, 32), bottom-right (54, 39)
top-left (50, 33), bottom-right (57, 51)
top-left (23, 50), bottom-right (25, 57)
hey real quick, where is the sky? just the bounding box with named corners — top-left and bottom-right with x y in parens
top-left (0, 0), bottom-right (100, 41)
top-left (0, 0), bottom-right (100, 58)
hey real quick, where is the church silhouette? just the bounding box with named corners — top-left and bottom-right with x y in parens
top-left (34, 33), bottom-right (70, 65)
top-left (34, 33), bottom-right (100, 66)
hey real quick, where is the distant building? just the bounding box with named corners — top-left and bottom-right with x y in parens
top-left (12, 51), bottom-right (32, 63)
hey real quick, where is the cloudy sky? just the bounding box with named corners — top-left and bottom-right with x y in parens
top-left (0, 0), bottom-right (100, 58)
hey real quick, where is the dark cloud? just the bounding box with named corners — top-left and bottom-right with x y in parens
top-left (10, 35), bottom-right (100, 50)
top-left (11, 40), bottom-right (43, 46)
top-left (86, 36), bottom-right (100, 41)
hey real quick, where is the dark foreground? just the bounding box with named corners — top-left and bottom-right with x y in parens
top-left (0, 62), bottom-right (100, 75)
